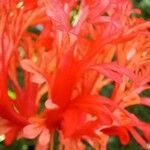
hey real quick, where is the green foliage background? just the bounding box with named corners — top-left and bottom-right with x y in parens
top-left (132, 0), bottom-right (150, 20)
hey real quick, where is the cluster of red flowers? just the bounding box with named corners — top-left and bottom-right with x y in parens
top-left (0, 0), bottom-right (150, 150)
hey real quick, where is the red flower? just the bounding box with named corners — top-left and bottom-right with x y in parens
top-left (0, 0), bottom-right (150, 150)
top-left (0, 0), bottom-right (46, 144)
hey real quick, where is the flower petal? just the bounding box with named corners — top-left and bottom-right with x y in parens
top-left (23, 124), bottom-right (43, 139)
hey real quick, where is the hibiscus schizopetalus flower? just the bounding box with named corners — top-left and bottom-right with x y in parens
top-left (0, 0), bottom-right (150, 150)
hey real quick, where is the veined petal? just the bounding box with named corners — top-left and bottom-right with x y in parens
top-left (51, 44), bottom-right (80, 108)
top-left (62, 107), bottom-right (85, 137)
top-left (127, 127), bottom-right (148, 149)
top-left (45, 0), bottom-right (70, 31)
top-left (21, 59), bottom-right (46, 84)
top-left (92, 62), bottom-right (138, 84)
top-left (38, 128), bottom-right (50, 146)
top-left (102, 126), bottom-right (130, 145)
top-left (23, 124), bottom-right (43, 139)
top-left (83, 0), bottom-right (110, 22)
top-left (45, 99), bottom-right (59, 110)
top-left (4, 127), bottom-right (19, 145)
top-left (74, 95), bottom-right (114, 125)
top-left (140, 97), bottom-right (150, 107)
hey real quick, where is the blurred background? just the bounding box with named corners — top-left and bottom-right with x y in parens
top-left (132, 0), bottom-right (150, 20)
